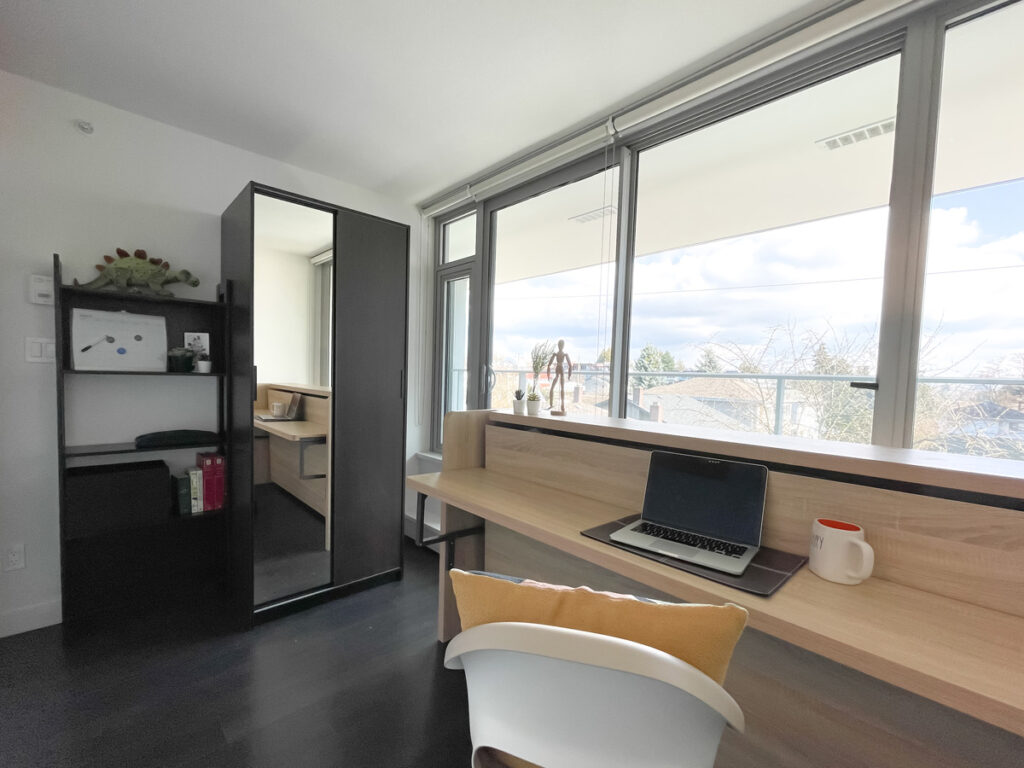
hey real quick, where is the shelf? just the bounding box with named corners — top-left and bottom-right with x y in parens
top-left (63, 369), bottom-right (223, 377)
top-left (65, 438), bottom-right (225, 458)
top-left (64, 507), bottom-right (227, 543)
top-left (59, 284), bottom-right (226, 309)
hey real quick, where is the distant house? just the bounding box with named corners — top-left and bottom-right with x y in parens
top-left (954, 401), bottom-right (1024, 437)
top-left (935, 401), bottom-right (1024, 459)
top-left (637, 376), bottom-right (814, 436)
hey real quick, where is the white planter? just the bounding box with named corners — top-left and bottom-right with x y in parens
top-left (526, 398), bottom-right (541, 416)
top-left (512, 399), bottom-right (527, 415)
top-left (195, 360), bottom-right (212, 373)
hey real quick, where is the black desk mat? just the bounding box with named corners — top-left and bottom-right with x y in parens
top-left (581, 516), bottom-right (806, 597)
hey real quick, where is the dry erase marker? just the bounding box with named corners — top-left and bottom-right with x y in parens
top-left (80, 335), bottom-right (114, 352)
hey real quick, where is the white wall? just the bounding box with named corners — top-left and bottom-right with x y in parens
top-left (254, 247), bottom-right (314, 386)
top-left (0, 70), bottom-right (432, 637)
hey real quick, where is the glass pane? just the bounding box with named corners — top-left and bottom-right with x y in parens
top-left (490, 167), bottom-right (619, 413)
top-left (914, 2), bottom-right (1024, 460)
top-left (629, 56), bottom-right (900, 443)
top-left (440, 275), bottom-right (471, 443)
top-left (442, 213), bottom-right (476, 263)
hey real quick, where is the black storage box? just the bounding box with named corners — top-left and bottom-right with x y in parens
top-left (65, 460), bottom-right (172, 539)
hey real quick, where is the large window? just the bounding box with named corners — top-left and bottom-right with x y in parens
top-left (913, 2), bottom-right (1024, 459)
top-left (431, 0), bottom-right (1024, 462)
top-left (489, 166), bottom-right (618, 414)
top-left (629, 56), bottom-right (899, 442)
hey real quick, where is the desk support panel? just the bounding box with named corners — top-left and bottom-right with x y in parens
top-left (414, 492), bottom-right (483, 570)
top-left (298, 438), bottom-right (327, 480)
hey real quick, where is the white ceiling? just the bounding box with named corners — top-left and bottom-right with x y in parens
top-left (0, 0), bottom-right (845, 203)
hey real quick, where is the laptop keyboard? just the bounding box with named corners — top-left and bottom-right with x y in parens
top-left (636, 522), bottom-right (748, 558)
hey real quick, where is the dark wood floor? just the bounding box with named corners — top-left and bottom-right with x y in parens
top-left (0, 540), bottom-right (472, 768)
top-left (253, 483), bottom-right (330, 604)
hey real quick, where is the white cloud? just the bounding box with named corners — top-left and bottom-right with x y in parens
top-left (488, 194), bottom-right (1024, 378)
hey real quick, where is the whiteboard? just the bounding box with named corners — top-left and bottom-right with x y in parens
top-left (71, 309), bottom-right (167, 372)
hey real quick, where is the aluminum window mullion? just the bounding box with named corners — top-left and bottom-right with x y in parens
top-left (872, 13), bottom-right (946, 448)
top-left (610, 146), bottom-right (638, 418)
top-left (474, 200), bottom-right (492, 409)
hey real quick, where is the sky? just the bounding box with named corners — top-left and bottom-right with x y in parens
top-left (491, 177), bottom-right (1024, 380)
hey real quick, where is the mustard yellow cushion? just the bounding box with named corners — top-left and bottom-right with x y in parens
top-left (450, 569), bottom-right (748, 685)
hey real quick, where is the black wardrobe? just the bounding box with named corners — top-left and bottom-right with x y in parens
top-left (221, 182), bottom-right (409, 625)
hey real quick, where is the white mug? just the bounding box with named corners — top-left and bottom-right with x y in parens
top-left (271, 402), bottom-right (285, 417)
top-left (809, 518), bottom-right (874, 585)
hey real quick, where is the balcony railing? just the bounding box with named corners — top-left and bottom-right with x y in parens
top-left (471, 368), bottom-right (1024, 454)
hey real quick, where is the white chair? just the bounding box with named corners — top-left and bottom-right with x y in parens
top-left (445, 622), bottom-right (745, 768)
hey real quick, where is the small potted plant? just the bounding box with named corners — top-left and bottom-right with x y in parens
top-left (512, 388), bottom-right (527, 415)
top-left (527, 341), bottom-right (554, 416)
top-left (194, 352), bottom-right (212, 374)
top-left (167, 346), bottom-right (195, 373)
top-left (526, 390), bottom-right (542, 416)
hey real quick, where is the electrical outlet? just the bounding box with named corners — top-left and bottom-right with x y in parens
top-left (3, 542), bottom-right (25, 572)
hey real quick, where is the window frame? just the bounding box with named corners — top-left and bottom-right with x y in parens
top-left (429, 0), bottom-right (1016, 458)
top-left (431, 206), bottom-right (482, 452)
top-left (479, 151), bottom-right (622, 411)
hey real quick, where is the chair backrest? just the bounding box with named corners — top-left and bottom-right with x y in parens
top-left (445, 622), bottom-right (744, 768)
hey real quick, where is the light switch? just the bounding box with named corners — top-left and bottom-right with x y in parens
top-left (25, 337), bottom-right (55, 363)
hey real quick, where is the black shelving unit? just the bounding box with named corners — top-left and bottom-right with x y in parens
top-left (53, 254), bottom-right (231, 624)
top-left (65, 439), bottom-right (225, 458)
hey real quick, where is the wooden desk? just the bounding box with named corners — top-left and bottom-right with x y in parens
top-left (253, 384), bottom-right (330, 547)
top-left (409, 410), bottom-right (1024, 757)
top-left (408, 467), bottom-right (1024, 736)
top-left (253, 417), bottom-right (327, 442)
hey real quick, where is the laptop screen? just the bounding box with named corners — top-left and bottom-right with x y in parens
top-left (641, 451), bottom-right (768, 547)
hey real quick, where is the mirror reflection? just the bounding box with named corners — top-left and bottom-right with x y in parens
top-left (252, 192), bottom-right (334, 604)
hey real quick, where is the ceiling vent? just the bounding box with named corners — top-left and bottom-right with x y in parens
top-left (569, 205), bottom-right (618, 224)
top-left (816, 117), bottom-right (895, 150)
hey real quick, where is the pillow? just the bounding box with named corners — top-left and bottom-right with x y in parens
top-left (449, 569), bottom-right (748, 685)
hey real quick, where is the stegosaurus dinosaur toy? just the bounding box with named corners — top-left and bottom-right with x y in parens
top-left (74, 248), bottom-right (200, 296)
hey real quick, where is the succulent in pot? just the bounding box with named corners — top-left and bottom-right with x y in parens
top-left (526, 390), bottom-right (542, 415)
top-left (512, 388), bottom-right (527, 415)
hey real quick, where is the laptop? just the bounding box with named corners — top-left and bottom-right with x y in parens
top-left (610, 450), bottom-right (768, 576)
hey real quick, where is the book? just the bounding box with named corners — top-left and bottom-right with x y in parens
top-left (196, 452), bottom-right (226, 510)
top-left (197, 453), bottom-right (216, 511)
top-left (213, 454), bottom-right (226, 509)
top-left (173, 474), bottom-right (191, 516)
top-left (187, 467), bottom-right (203, 514)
